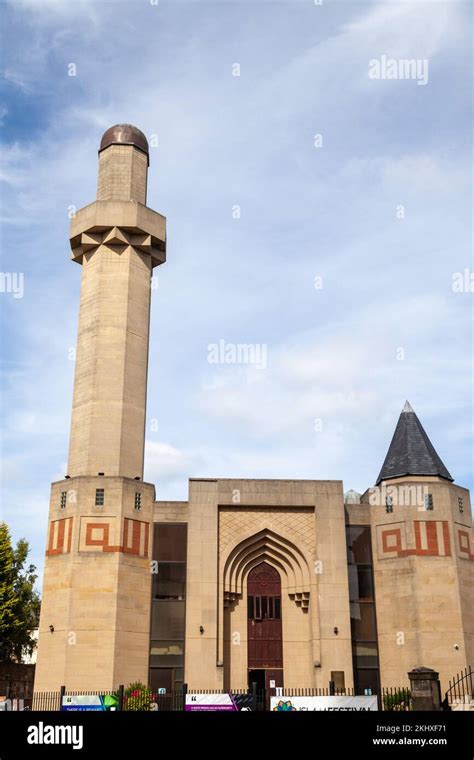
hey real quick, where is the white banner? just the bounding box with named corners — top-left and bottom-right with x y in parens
top-left (271, 695), bottom-right (378, 712)
top-left (61, 694), bottom-right (118, 711)
top-left (185, 693), bottom-right (253, 711)
top-left (186, 694), bottom-right (236, 711)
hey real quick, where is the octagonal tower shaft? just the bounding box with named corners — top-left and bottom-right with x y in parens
top-left (67, 135), bottom-right (166, 480)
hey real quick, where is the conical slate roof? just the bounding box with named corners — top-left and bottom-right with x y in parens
top-left (376, 401), bottom-right (453, 485)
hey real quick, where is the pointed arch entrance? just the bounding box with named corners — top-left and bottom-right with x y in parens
top-left (247, 562), bottom-right (284, 692)
top-left (221, 526), bottom-right (315, 690)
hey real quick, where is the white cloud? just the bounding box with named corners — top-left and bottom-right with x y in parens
top-left (195, 292), bottom-right (467, 436)
top-left (145, 440), bottom-right (201, 483)
top-left (8, 0), bottom-right (102, 22)
top-left (343, 0), bottom-right (463, 58)
top-left (338, 154), bottom-right (468, 195)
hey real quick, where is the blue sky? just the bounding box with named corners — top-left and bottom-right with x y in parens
top-left (0, 0), bottom-right (472, 584)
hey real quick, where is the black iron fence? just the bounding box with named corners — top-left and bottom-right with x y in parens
top-left (381, 686), bottom-right (412, 711)
top-left (32, 691), bottom-right (62, 711)
top-left (443, 666), bottom-right (473, 711)
top-left (4, 683), bottom-right (412, 711)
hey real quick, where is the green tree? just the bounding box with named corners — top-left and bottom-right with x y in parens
top-left (0, 522), bottom-right (41, 662)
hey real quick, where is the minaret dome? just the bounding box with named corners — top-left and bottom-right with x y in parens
top-left (99, 123), bottom-right (149, 158)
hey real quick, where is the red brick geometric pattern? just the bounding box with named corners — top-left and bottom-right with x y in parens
top-left (457, 528), bottom-right (474, 561)
top-left (379, 520), bottom-right (451, 559)
top-left (46, 517), bottom-right (73, 556)
top-left (82, 518), bottom-right (149, 557)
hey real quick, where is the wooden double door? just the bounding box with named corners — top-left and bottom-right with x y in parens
top-left (247, 562), bottom-right (283, 692)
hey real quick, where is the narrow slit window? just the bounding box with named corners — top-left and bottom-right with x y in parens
top-left (274, 597), bottom-right (281, 620)
top-left (248, 596), bottom-right (254, 620)
top-left (95, 488), bottom-right (105, 506)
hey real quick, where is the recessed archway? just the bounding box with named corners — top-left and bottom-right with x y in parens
top-left (221, 528), bottom-right (316, 690)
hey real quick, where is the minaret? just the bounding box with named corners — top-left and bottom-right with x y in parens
top-left (68, 124), bottom-right (165, 480)
top-left (34, 125), bottom-right (166, 691)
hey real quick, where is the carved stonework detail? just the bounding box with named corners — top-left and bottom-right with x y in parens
top-left (289, 592), bottom-right (310, 611)
top-left (70, 225), bottom-right (165, 266)
top-left (219, 507), bottom-right (314, 558)
top-left (69, 200), bottom-right (166, 268)
top-left (221, 521), bottom-right (313, 613)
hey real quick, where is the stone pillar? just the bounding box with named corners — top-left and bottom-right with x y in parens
top-left (408, 667), bottom-right (442, 711)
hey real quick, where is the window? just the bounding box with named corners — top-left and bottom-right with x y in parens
top-left (346, 526), bottom-right (372, 564)
top-left (274, 597), bottom-right (281, 620)
top-left (153, 524), bottom-right (187, 562)
top-left (248, 595), bottom-right (254, 619)
top-left (424, 494), bottom-right (433, 511)
top-left (350, 602), bottom-right (377, 641)
top-left (255, 596), bottom-right (261, 620)
top-left (346, 525), bottom-right (380, 695)
top-left (153, 563), bottom-right (186, 600)
top-left (458, 497), bottom-right (464, 514)
top-left (134, 492), bottom-right (142, 510)
top-left (149, 640), bottom-right (184, 668)
top-left (150, 524), bottom-right (187, 695)
top-left (247, 595), bottom-right (281, 620)
top-left (353, 642), bottom-right (379, 668)
top-left (349, 565), bottom-right (374, 601)
top-left (353, 668), bottom-right (379, 697)
top-left (95, 488), bottom-right (105, 506)
top-left (151, 601), bottom-right (185, 640)
top-left (385, 496), bottom-right (393, 513)
top-left (60, 491), bottom-right (67, 509)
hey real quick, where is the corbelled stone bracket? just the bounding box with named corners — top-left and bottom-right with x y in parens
top-left (70, 200), bottom-right (166, 267)
top-left (223, 590), bottom-right (310, 612)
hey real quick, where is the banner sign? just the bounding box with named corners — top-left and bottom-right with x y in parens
top-left (271, 695), bottom-right (378, 712)
top-left (61, 694), bottom-right (118, 711)
top-left (185, 693), bottom-right (252, 711)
